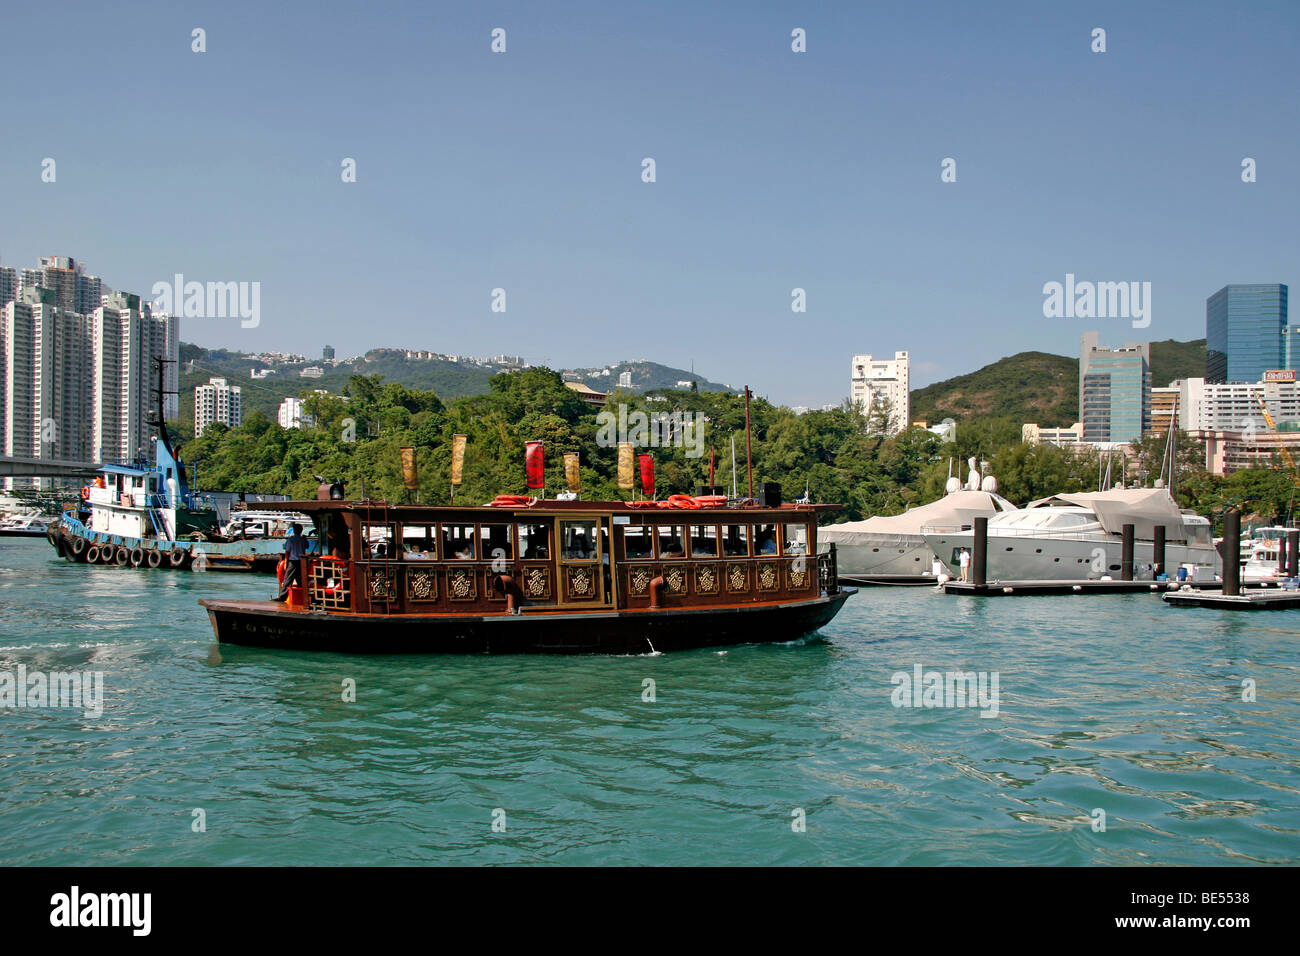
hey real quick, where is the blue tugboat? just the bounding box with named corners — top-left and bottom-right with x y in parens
top-left (47, 370), bottom-right (316, 573)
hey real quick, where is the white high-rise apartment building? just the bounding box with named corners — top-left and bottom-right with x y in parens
top-left (850, 351), bottom-right (910, 435)
top-left (1, 285), bottom-right (176, 486)
top-left (195, 377), bottom-right (242, 436)
top-left (0, 264), bottom-right (17, 309)
top-left (90, 292), bottom-right (169, 463)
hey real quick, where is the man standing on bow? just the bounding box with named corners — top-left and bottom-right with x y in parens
top-left (274, 522), bottom-right (311, 602)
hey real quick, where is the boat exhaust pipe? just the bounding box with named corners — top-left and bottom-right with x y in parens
top-left (648, 575), bottom-right (666, 609)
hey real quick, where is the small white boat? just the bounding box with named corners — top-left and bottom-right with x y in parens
top-left (0, 513), bottom-right (50, 537)
top-left (1238, 526), bottom-right (1295, 583)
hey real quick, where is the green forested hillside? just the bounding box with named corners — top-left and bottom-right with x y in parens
top-left (911, 339), bottom-right (1208, 426)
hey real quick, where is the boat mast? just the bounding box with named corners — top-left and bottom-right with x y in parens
top-left (744, 386), bottom-right (753, 501)
top-left (148, 356), bottom-right (186, 484)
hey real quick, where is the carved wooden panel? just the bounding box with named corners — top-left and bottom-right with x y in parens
top-left (756, 561), bottom-right (780, 592)
top-left (785, 560), bottom-right (812, 590)
top-left (628, 566), bottom-right (653, 597)
top-left (406, 567), bottom-right (438, 602)
top-left (367, 566), bottom-right (397, 602)
top-left (448, 566), bottom-right (477, 601)
top-left (522, 566), bottom-right (551, 600)
top-left (693, 564), bottom-right (720, 596)
top-left (565, 565), bottom-right (597, 600)
top-left (726, 562), bottom-right (749, 593)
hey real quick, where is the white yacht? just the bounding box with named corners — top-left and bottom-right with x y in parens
top-left (921, 487), bottom-right (1219, 582)
top-left (1238, 526), bottom-right (1295, 583)
top-left (822, 460), bottom-right (1017, 583)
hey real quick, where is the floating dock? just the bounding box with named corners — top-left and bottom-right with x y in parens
top-left (944, 579), bottom-right (1184, 596)
top-left (1163, 588), bottom-right (1300, 610)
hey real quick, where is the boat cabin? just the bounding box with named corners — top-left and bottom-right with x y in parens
top-left (286, 498), bottom-right (840, 615)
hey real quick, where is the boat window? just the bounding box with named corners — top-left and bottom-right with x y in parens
top-left (480, 523), bottom-right (514, 562)
top-left (782, 524), bottom-right (808, 555)
top-left (621, 525), bottom-right (653, 560)
top-left (689, 524), bottom-right (719, 557)
top-left (1185, 522), bottom-right (1210, 546)
top-left (656, 524), bottom-right (686, 558)
top-left (326, 515), bottom-right (351, 559)
top-left (754, 524), bottom-right (778, 555)
top-left (363, 523), bottom-right (398, 560)
top-left (443, 523), bottom-right (477, 559)
top-left (519, 523), bottom-right (550, 559)
top-left (561, 520), bottom-right (598, 561)
top-left (401, 523), bottom-right (438, 559)
top-left (722, 524), bottom-right (749, 556)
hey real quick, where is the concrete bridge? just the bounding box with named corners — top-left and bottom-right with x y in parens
top-left (0, 455), bottom-right (101, 480)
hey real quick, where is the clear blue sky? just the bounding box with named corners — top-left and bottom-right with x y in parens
top-left (2, 0), bottom-right (1297, 407)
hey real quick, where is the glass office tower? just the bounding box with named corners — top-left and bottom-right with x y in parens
top-left (1206, 284), bottom-right (1289, 383)
top-left (1080, 332), bottom-right (1151, 443)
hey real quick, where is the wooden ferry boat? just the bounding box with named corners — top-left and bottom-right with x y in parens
top-left (200, 494), bottom-right (853, 654)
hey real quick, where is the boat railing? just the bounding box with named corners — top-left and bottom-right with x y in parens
top-left (307, 557), bottom-right (352, 610)
top-left (817, 545), bottom-right (838, 595)
top-left (917, 522), bottom-right (1186, 544)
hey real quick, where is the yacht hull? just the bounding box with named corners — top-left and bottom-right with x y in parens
top-left (922, 530), bottom-right (1220, 581)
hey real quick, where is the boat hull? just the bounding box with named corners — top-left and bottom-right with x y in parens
top-left (201, 590), bottom-right (855, 655)
top-left (830, 533), bottom-right (941, 584)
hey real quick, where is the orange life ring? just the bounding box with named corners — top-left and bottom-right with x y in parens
top-left (276, 558), bottom-right (286, 584)
top-left (623, 500), bottom-right (659, 508)
top-left (693, 495), bottom-right (727, 507)
top-left (80, 486), bottom-right (90, 500)
top-left (490, 494), bottom-right (533, 507)
top-left (667, 494), bottom-right (699, 509)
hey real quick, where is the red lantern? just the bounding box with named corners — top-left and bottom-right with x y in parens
top-left (525, 441), bottom-right (544, 490)
top-left (638, 453), bottom-right (655, 497)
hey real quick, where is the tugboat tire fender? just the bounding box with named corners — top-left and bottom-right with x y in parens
top-left (147, 549), bottom-right (163, 568)
top-left (86, 546), bottom-right (101, 564)
top-left (70, 536), bottom-right (87, 557)
top-left (114, 546), bottom-right (130, 566)
top-left (129, 547), bottom-right (146, 567)
top-left (168, 549), bottom-right (187, 568)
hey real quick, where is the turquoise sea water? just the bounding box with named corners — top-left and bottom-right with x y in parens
top-left (1, 537), bottom-right (1297, 866)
